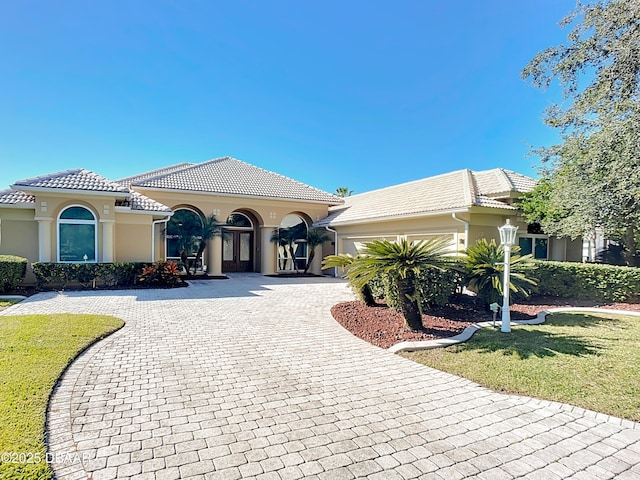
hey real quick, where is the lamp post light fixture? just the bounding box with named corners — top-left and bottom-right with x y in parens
top-left (498, 219), bottom-right (519, 333)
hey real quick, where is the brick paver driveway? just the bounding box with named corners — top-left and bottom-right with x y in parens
top-left (4, 274), bottom-right (640, 479)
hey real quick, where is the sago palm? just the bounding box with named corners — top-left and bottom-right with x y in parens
top-left (321, 253), bottom-right (376, 306)
top-left (345, 237), bottom-right (454, 331)
top-left (463, 238), bottom-right (536, 306)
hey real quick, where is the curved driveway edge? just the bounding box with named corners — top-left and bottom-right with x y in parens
top-left (3, 274), bottom-right (640, 480)
top-left (389, 307), bottom-right (640, 354)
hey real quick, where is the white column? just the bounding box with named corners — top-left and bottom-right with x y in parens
top-left (206, 235), bottom-right (223, 276)
top-left (501, 243), bottom-right (512, 333)
top-left (101, 220), bottom-right (115, 263)
top-left (261, 226), bottom-right (277, 275)
top-left (311, 245), bottom-right (323, 275)
top-left (36, 218), bottom-right (52, 262)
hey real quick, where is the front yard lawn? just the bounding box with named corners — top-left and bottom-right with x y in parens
top-left (0, 314), bottom-right (124, 480)
top-left (403, 312), bottom-right (640, 422)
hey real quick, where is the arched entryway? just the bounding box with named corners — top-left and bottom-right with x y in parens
top-left (222, 212), bottom-right (256, 272)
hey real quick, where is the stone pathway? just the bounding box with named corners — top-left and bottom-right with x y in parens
top-left (3, 274), bottom-right (640, 479)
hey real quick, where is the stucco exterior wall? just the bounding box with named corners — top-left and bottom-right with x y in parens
top-left (32, 192), bottom-right (119, 262)
top-left (0, 208), bottom-right (39, 285)
top-left (114, 213), bottom-right (154, 262)
top-left (134, 188), bottom-right (332, 273)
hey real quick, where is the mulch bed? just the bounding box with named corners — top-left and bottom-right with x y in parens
top-left (330, 295), bottom-right (640, 349)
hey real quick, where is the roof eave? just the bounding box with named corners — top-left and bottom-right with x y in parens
top-left (11, 186), bottom-right (130, 198)
top-left (114, 206), bottom-right (173, 216)
top-left (131, 186), bottom-right (343, 206)
top-left (0, 202), bottom-right (36, 209)
top-left (322, 207), bottom-right (472, 227)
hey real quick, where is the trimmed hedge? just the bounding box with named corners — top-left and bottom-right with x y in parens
top-left (368, 267), bottom-right (463, 312)
top-left (531, 260), bottom-right (640, 303)
top-left (32, 262), bottom-right (154, 290)
top-left (0, 255), bottom-right (28, 293)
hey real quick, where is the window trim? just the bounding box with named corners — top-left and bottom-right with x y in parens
top-left (518, 234), bottom-right (549, 260)
top-left (57, 204), bottom-right (98, 263)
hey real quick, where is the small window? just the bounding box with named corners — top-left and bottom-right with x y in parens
top-left (518, 236), bottom-right (548, 260)
top-left (58, 205), bottom-right (97, 262)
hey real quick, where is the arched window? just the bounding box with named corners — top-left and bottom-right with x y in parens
top-left (275, 214), bottom-right (308, 271)
top-left (226, 212), bottom-right (253, 229)
top-left (58, 205), bottom-right (97, 262)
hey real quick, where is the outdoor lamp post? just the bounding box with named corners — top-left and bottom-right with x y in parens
top-left (498, 219), bottom-right (519, 333)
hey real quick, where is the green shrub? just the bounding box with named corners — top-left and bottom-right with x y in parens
top-left (374, 267), bottom-right (462, 312)
top-left (32, 262), bottom-right (148, 290)
top-left (0, 255), bottom-right (27, 293)
top-left (531, 260), bottom-right (640, 302)
top-left (463, 239), bottom-right (537, 306)
top-left (97, 262), bottom-right (145, 287)
top-left (32, 263), bottom-right (74, 290)
top-left (137, 260), bottom-right (182, 287)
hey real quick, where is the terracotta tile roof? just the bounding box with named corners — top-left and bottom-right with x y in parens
top-left (116, 163), bottom-right (196, 186)
top-left (0, 189), bottom-right (35, 205)
top-left (115, 191), bottom-right (172, 213)
top-left (130, 157), bottom-right (344, 204)
top-left (12, 169), bottom-right (130, 193)
top-left (473, 168), bottom-right (537, 197)
top-left (316, 168), bottom-right (536, 227)
top-left (4, 169), bottom-right (171, 214)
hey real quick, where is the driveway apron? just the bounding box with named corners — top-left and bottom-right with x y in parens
top-left (3, 274), bottom-right (640, 479)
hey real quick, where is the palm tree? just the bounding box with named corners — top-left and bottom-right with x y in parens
top-left (321, 253), bottom-right (377, 306)
top-left (303, 228), bottom-right (331, 273)
top-left (335, 187), bottom-right (353, 197)
top-left (191, 214), bottom-right (222, 276)
top-left (270, 222), bottom-right (307, 271)
top-left (339, 237), bottom-right (454, 330)
top-left (463, 239), bottom-right (536, 306)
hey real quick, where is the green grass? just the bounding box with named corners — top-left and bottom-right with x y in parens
top-left (0, 299), bottom-right (22, 308)
top-left (403, 312), bottom-right (640, 422)
top-left (0, 314), bottom-right (124, 480)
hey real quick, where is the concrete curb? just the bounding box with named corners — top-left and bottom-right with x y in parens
top-left (389, 306), bottom-right (640, 353)
top-left (0, 295), bottom-right (27, 301)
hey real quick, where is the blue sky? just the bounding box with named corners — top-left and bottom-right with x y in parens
top-left (1, 0), bottom-right (575, 194)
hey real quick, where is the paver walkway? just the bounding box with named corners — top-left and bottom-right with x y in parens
top-left (3, 274), bottom-right (640, 479)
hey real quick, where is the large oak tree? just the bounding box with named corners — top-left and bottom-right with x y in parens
top-left (521, 0), bottom-right (640, 265)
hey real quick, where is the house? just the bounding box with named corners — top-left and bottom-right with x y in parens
top-left (315, 168), bottom-right (583, 263)
top-left (0, 159), bottom-right (581, 285)
top-left (0, 157), bottom-right (344, 281)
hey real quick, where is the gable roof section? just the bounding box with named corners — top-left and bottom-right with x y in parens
top-left (12, 169), bottom-right (130, 195)
top-left (5, 169), bottom-right (170, 214)
top-left (316, 168), bottom-right (536, 227)
top-left (129, 157), bottom-right (344, 204)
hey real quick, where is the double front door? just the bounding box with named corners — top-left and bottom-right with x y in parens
top-left (222, 230), bottom-right (253, 272)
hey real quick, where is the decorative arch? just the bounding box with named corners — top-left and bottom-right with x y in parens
top-left (57, 204), bottom-right (98, 262)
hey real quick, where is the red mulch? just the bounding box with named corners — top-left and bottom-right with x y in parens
top-left (330, 295), bottom-right (640, 349)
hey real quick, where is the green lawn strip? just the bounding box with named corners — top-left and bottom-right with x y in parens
top-left (403, 312), bottom-right (640, 422)
top-left (0, 314), bottom-right (124, 480)
top-left (0, 299), bottom-right (22, 308)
